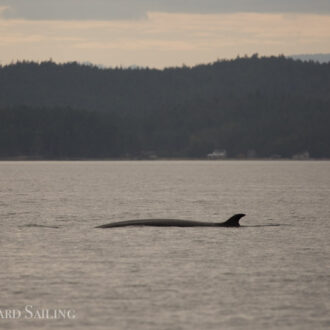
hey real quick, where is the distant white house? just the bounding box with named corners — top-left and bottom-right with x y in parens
top-left (292, 151), bottom-right (310, 160)
top-left (207, 149), bottom-right (227, 159)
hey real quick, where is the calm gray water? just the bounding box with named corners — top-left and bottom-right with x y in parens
top-left (0, 161), bottom-right (329, 329)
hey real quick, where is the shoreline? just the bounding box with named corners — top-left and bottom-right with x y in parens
top-left (0, 157), bottom-right (328, 161)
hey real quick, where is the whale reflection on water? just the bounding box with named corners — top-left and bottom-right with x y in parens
top-left (241, 224), bottom-right (290, 227)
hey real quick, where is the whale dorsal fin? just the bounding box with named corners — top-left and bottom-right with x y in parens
top-left (222, 214), bottom-right (245, 227)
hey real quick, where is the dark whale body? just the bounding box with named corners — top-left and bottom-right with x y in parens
top-left (95, 213), bottom-right (245, 228)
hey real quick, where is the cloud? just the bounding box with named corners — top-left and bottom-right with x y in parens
top-left (1, 12), bottom-right (330, 68)
top-left (0, 0), bottom-right (330, 20)
top-left (0, 0), bottom-right (147, 20)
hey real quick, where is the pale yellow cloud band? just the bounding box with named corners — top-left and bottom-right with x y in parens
top-left (0, 11), bottom-right (330, 68)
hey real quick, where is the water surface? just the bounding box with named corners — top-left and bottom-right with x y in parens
top-left (0, 161), bottom-right (329, 329)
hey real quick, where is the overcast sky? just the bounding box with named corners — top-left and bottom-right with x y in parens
top-left (1, 0), bottom-right (330, 67)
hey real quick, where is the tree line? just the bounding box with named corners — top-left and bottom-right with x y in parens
top-left (0, 55), bottom-right (329, 158)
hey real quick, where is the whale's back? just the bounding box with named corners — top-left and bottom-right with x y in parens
top-left (96, 219), bottom-right (214, 228)
top-left (95, 214), bottom-right (245, 228)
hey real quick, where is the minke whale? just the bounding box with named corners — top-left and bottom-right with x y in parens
top-left (95, 213), bottom-right (245, 228)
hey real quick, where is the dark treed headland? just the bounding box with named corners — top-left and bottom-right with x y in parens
top-left (0, 55), bottom-right (329, 159)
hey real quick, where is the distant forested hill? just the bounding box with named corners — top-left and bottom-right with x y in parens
top-left (0, 55), bottom-right (329, 158)
top-left (290, 53), bottom-right (330, 63)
